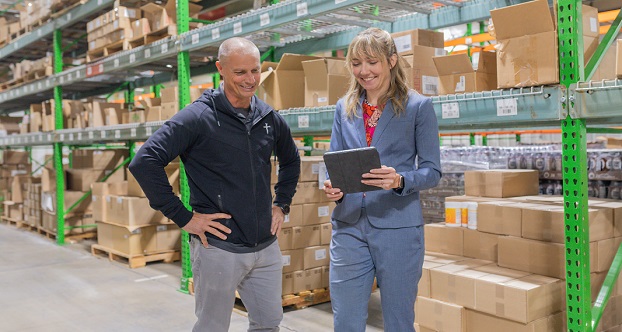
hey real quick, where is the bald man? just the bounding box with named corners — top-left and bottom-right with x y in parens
top-left (129, 37), bottom-right (301, 331)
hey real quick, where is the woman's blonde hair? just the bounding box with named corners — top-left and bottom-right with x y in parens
top-left (343, 28), bottom-right (410, 119)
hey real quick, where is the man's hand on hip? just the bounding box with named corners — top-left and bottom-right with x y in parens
top-left (271, 206), bottom-right (284, 236)
top-left (182, 212), bottom-right (232, 248)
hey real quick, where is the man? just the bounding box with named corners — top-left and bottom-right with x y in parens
top-left (129, 37), bottom-right (300, 332)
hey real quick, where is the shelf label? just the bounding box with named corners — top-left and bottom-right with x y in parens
top-left (115, 130), bottom-right (121, 139)
top-left (335, 0), bottom-right (347, 3)
top-left (161, 43), bottom-right (168, 54)
top-left (69, 133), bottom-right (74, 141)
top-left (146, 127), bottom-right (152, 136)
top-left (39, 135), bottom-right (43, 142)
top-left (47, 134), bottom-right (52, 141)
top-left (298, 115), bottom-right (310, 128)
top-left (30, 85), bottom-right (34, 92)
top-left (88, 131), bottom-right (94, 139)
top-left (497, 98), bottom-right (518, 117)
top-left (99, 64), bottom-right (103, 72)
top-left (129, 53), bottom-right (136, 64)
top-left (76, 71), bottom-right (80, 78)
top-left (59, 134), bottom-right (64, 141)
top-left (87, 66), bottom-right (92, 76)
top-left (233, 22), bottom-right (242, 35)
top-left (212, 28), bottom-right (220, 40)
top-left (145, 48), bottom-right (151, 58)
top-left (101, 130), bottom-right (106, 138)
top-left (297, 2), bottom-right (308, 16)
top-left (78, 132), bottom-right (82, 140)
top-left (38, 29), bottom-right (42, 37)
top-left (260, 13), bottom-right (270, 26)
top-left (59, 76), bottom-right (64, 84)
top-left (130, 128), bottom-right (136, 137)
top-left (66, 13), bottom-right (72, 21)
top-left (114, 59), bottom-right (119, 68)
top-left (192, 33), bottom-right (199, 45)
top-left (441, 102), bottom-right (460, 119)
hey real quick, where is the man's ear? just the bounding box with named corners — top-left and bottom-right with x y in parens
top-left (215, 61), bottom-right (223, 77)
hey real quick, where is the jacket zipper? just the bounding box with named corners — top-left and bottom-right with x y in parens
top-left (246, 129), bottom-right (258, 246)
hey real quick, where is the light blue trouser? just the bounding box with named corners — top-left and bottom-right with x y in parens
top-left (189, 238), bottom-right (283, 332)
top-left (330, 210), bottom-right (424, 332)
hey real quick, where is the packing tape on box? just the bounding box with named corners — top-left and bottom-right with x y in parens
top-left (513, 39), bottom-right (538, 87)
top-left (496, 302), bottom-right (506, 317)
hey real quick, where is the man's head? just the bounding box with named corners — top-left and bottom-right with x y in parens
top-left (216, 38), bottom-right (261, 108)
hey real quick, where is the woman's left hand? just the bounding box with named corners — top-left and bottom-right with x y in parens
top-left (361, 166), bottom-right (401, 190)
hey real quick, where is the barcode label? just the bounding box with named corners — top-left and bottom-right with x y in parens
top-left (145, 48), bottom-right (151, 58)
top-left (315, 249), bottom-right (326, 260)
top-left (115, 130), bottom-right (121, 139)
top-left (88, 131), bottom-right (94, 139)
top-left (298, 115), bottom-right (309, 128)
top-left (393, 35), bottom-right (411, 53)
top-left (161, 43), bottom-right (168, 53)
top-left (192, 33), bottom-right (199, 45)
top-left (318, 206), bottom-right (329, 217)
top-left (260, 13), bottom-right (270, 26)
top-left (496, 98), bottom-right (518, 116)
top-left (130, 128), bottom-right (136, 137)
top-left (297, 3), bottom-right (308, 16)
top-left (282, 255), bottom-right (291, 266)
top-left (233, 22), bottom-right (242, 34)
top-left (129, 54), bottom-right (135, 63)
top-left (422, 76), bottom-right (438, 95)
top-left (441, 102), bottom-right (460, 119)
top-left (212, 28), bottom-right (220, 40)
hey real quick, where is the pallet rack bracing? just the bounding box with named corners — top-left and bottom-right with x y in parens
top-left (0, 0), bottom-right (619, 330)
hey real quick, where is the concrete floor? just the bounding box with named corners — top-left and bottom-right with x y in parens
top-left (0, 223), bottom-right (384, 332)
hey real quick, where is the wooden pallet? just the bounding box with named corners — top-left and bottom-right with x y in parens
top-left (24, 67), bottom-right (53, 82)
top-left (129, 26), bottom-right (175, 49)
top-left (10, 26), bottom-right (29, 42)
top-left (51, 0), bottom-right (85, 16)
top-left (91, 244), bottom-right (181, 269)
top-left (86, 39), bottom-right (130, 63)
top-left (232, 287), bottom-right (331, 310)
top-left (37, 226), bottom-right (97, 244)
top-left (1, 217), bottom-right (36, 231)
top-left (0, 77), bottom-right (24, 91)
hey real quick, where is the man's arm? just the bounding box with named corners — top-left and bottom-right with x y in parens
top-left (272, 112), bottom-right (301, 206)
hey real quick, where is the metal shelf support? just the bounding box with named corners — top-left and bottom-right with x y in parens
top-left (53, 29), bottom-right (66, 245)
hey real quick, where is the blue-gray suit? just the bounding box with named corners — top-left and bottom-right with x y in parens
top-left (328, 91), bottom-right (441, 332)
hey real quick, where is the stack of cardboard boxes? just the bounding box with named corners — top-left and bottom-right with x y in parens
top-left (276, 156), bottom-right (334, 295)
top-left (86, 6), bottom-right (141, 59)
top-left (415, 169), bottom-right (622, 331)
top-left (18, 0), bottom-right (52, 31)
top-left (0, 150), bottom-right (31, 221)
top-left (22, 179), bottom-right (42, 228)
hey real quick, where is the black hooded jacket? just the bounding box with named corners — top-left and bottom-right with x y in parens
top-left (129, 85), bottom-right (301, 253)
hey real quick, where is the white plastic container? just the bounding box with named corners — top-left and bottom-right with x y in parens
top-left (445, 202), bottom-right (462, 227)
top-left (467, 202), bottom-right (478, 230)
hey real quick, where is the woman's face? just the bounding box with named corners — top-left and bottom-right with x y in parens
top-left (351, 54), bottom-right (395, 98)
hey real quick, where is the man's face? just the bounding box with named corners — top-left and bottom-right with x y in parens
top-left (216, 52), bottom-right (261, 108)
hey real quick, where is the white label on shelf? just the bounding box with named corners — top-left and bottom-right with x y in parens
top-left (47, 134), bottom-right (52, 141)
top-left (145, 48), bottom-right (151, 58)
top-left (87, 67), bottom-right (92, 75)
top-left (212, 28), bottom-right (220, 40)
top-left (335, 0), bottom-right (347, 3)
top-left (297, 2), bottom-right (308, 16)
top-left (68, 72), bottom-right (72, 80)
top-left (60, 134), bottom-right (64, 141)
top-left (315, 248), bottom-right (327, 260)
top-left (161, 43), bottom-right (168, 53)
top-left (590, 17), bottom-right (598, 33)
top-left (129, 53), bottom-right (135, 64)
top-left (260, 13), bottom-right (270, 26)
top-left (46, 80), bottom-right (50, 87)
top-left (38, 29), bottom-right (42, 37)
top-left (393, 35), bottom-right (411, 53)
top-left (441, 102), bottom-right (460, 119)
top-left (454, 75), bottom-right (466, 92)
top-left (88, 131), bottom-right (94, 139)
top-left (115, 130), bottom-right (121, 139)
top-left (130, 128), bottom-right (136, 137)
top-left (98, 64), bottom-right (103, 72)
top-left (78, 132), bottom-right (82, 140)
top-left (76, 71), bottom-right (80, 78)
top-left (69, 133), bottom-right (74, 141)
top-left (66, 13), bottom-right (71, 21)
top-left (497, 98), bottom-right (518, 116)
top-left (146, 127), bottom-right (152, 136)
top-left (298, 115), bottom-right (309, 128)
top-left (233, 22), bottom-right (242, 34)
top-left (284, 215), bottom-right (290, 223)
top-left (318, 206), bottom-right (329, 217)
top-left (117, 197), bottom-right (122, 204)
top-left (30, 85), bottom-right (34, 92)
top-left (39, 135), bottom-right (43, 142)
top-left (192, 33), bottom-right (199, 45)
top-left (59, 76), bottom-right (64, 84)
top-left (318, 162), bottom-right (327, 189)
top-left (114, 59), bottom-right (119, 68)
top-left (101, 130), bottom-right (106, 138)
top-left (282, 255), bottom-right (291, 266)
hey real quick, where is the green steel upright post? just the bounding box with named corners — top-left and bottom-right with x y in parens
top-left (177, 0), bottom-right (193, 294)
top-left (125, 84), bottom-right (135, 110)
top-left (558, 1), bottom-right (591, 331)
top-left (53, 29), bottom-right (66, 245)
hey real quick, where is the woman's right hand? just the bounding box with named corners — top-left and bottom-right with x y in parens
top-left (323, 180), bottom-right (344, 202)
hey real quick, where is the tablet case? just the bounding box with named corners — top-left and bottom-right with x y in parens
top-left (323, 147), bottom-right (383, 194)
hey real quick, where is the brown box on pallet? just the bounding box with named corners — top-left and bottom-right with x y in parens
top-left (300, 156), bottom-right (325, 182)
top-left (424, 223), bottom-right (464, 256)
top-left (105, 195), bottom-right (168, 226)
top-left (463, 228), bottom-right (499, 262)
top-left (429, 259), bottom-right (493, 309)
top-left (2, 150), bottom-right (28, 164)
top-left (277, 227), bottom-right (293, 250)
top-left (4, 201), bottom-right (22, 220)
top-left (281, 249), bottom-right (304, 273)
top-left (66, 168), bottom-right (124, 192)
top-left (415, 296), bottom-right (466, 332)
top-left (96, 221), bottom-right (158, 255)
top-left (301, 58), bottom-right (348, 107)
top-left (293, 268), bottom-right (322, 294)
top-left (303, 245), bottom-right (329, 269)
top-left (131, 18), bottom-right (151, 39)
top-left (464, 170), bottom-right (539, 198)
top-left (156, 223), bottom-right (181, 251)
top-left (591, 201), bottom-right (622, 237)
top-left (302, 203), bottom-right (334, 226)
top-left (321, 266), bottom-right (330, 288)
top-left (391, 29), bottom-right (445, 55)
top-left (476, 201), bottom-right (532, 237)
top-left (466, 310), bottom-right (563, 332)
top-left (617, 39), bottom-right (622, 79)
top-left (490, 0), bottom-right (559, 88)
top-left (419, 261), bottom-right (445, 298)
top-left (72, 149), bottom-right (129, 169)
top-left (282, 272), bottom-right (294, 295)
top-left (127, 162), bottom-right (180, 197)
top-left (320, 223), bottom-right (331, 245)
top-left (41, 191), bottom-right (93, 215)
top-left (292, 225), bottom-right (321, 249)
top-left (282, 204), bottom-right (303, 228)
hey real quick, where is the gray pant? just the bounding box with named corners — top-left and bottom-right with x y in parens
top-left (189, 237), bottom-right (283, 332)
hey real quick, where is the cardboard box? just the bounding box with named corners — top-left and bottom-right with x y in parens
top-left (155, 223), bottom-right (181, 251)
top-left (302, 203), bottom-right (334, 226)
top-left (131, 18), bottom-right (150, 39)
top-left (293, 267), bottom-right (322, 293)
top-left (2, 150), bottom-right (28, 164)
top-left (300, 156), bottom-right (325, 182)
top-left (463, 228), bottom-right (499, 261)
top-left (415, 296), bottom-right (465, 332)
top-left (281, 249), bottom-right (304, 273)
top-left (301, 58), bottom-right (348, 107)
top-left (391, 29), bottom-right (445, 54)
top-left (282, 272), bottom-right (294, 295)
top-left (490, 0), bottom-right (559, 88)
top-left (424, 223), bottom-right (464, 256)
top-left (320, 223), bottom-right (331, 245)
top-left (41, 191), bottom-right (93, 215)
top-left (66, 168), bottom-right (124, 192)
top-left (429, 259), bottom-right (493, 309)
top-left (105, 195), bottom-right (168, 226)
top-left (303, 245), bottom-right (329, 269)
top-left (592, 39), bottom-right (618, 81)
top-left (465, 310), bottom-right (563, 332)
top-left (292, 225), bottom-right (321, 249)
top-left (97, 221), bottom-right (157, 255)
top-left (321, 265), bottom-right (330, 288)
top-left (464, 170), bottom-right (539, 198)
top-left (591, 201), bottom-right (622, 237)
top-left (72, 149), bottom-right (129, 169)
top-left (475, 273), bottom-right (563, 324)
top-left (278, 227), bottom-right (293, 250)
top-left (419, 261), bottom-right (445, 298)
top-left (259, 54), bottom-right (321, 110)
top-left (282, 204), bottom-right (303, 228)
top-left (617, 39), bottom-right (622, 79)
top-left (498, 236), bottom-right (565, 279)
top-left (402, 46), bottom-right (446, 96)
top-left (141, 3), bottom-right (171, 32)
top-left (476, 201), bottom-right (525, 237)
top-left (434, 51), bottom-right (497, 94)
top-left (127, 162), bottom-right (180, 197)
top-left (521, 205), bottom-right (613, 243)
top-left (291, 181), bottom-right (328, 205)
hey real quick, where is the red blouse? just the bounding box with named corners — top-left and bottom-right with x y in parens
top-left (362, 99), bottom-right (384, 146)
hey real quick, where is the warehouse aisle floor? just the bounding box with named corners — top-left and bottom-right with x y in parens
top-left (0, 224), bottom-right (384, 332)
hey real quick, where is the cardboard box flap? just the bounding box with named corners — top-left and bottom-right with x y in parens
top-left (325, 58), bottom-right (348, 75)
top-left (433, 54), bottom-right (474, 75)
top-left (490, 0), bottom-right (555, 40)
top-left (140, 3), bottom-right (165, 16)
top-left (302, 60), bottom-right (329, 77)
top-left (476, 51), bottom-right (497, 74)
top-left (276, 53), bottom-right (321, 71)
top-left (164, 0), bottom-right (202, 23)
top-left (260, 68), bottom-right (275, 85)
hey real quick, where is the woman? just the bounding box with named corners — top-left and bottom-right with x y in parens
top-left (323, 28), bottom-right (442, 331)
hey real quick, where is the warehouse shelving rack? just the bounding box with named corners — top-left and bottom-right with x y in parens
top-left (0, 0), bottom-right (619, 329)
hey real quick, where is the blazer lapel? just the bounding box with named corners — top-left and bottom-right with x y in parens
top-left (370, 99), bottom-right (395, 147)
top-left (354, 95), bottom-right (366, 147)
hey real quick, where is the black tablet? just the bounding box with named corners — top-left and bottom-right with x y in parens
top-left (323, 147), bottom-right (383, 194)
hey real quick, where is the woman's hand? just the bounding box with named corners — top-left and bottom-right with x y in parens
top-left (323, 180), bottom-right (344, 202)
top-left (362, 166), bottom-right (401, 190)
